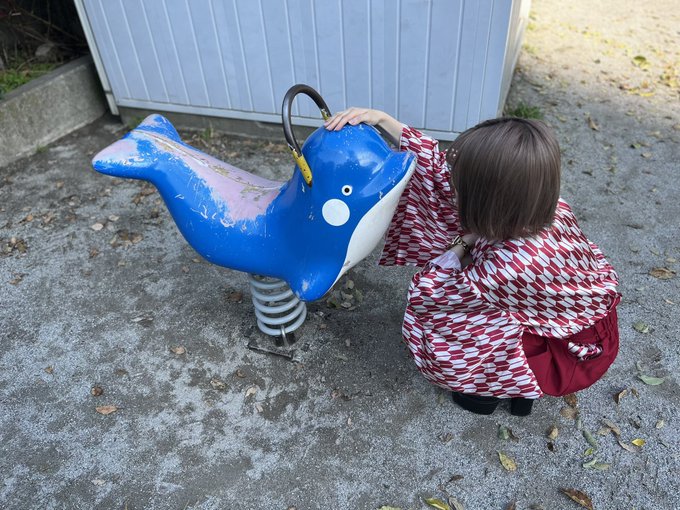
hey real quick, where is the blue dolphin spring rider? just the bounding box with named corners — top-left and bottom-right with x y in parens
top-left (92, 85), bottom-right (416, 339)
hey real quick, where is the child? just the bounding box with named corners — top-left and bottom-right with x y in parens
top-left (325, 109), bottom-right (620, 416)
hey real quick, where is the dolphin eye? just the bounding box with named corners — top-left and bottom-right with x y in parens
top-left (341, 185), bottom-right (353, 196)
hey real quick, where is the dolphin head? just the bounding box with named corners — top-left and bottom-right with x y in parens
top-left (280, 123), bottom-right (416, 300)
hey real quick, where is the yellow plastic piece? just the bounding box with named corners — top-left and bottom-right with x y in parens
top-left (291, 149), bottom-right (313, 186)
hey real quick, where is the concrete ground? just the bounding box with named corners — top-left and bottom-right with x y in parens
top-left (1, 1), bottom-right (679, 509)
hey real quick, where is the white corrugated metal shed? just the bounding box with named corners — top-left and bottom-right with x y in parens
top-left (75, 0), bottom-right (530, 140)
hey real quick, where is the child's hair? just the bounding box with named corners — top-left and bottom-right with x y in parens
top-left (446, 117), bottom-right (561, 240)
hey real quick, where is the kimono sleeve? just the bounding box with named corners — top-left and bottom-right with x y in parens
top-left (379, 126), bottom-right (462, 267)
top-left (403, 261), bottom-right (543, 398)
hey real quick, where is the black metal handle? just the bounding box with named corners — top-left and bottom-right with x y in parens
top-left (282, 84), bottom-right (332, 187)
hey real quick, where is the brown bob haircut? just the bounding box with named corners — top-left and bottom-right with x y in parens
top-left (447, 117), bottom-right (561, 241)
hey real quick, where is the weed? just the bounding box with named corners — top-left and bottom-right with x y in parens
top-left (505, 102), bottom-right (544, 119)
top-left (0, 62), bottom-right (57, 97)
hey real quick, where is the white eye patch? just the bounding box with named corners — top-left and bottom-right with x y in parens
top-left (322, 199), bottom-right (350, 226)
top-left (342, 185), bottom-right (353, 196)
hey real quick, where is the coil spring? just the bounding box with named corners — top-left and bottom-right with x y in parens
top-left (248, 274), bottom-right (307, 338)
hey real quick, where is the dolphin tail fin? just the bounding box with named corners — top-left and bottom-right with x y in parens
top-left (91, 114), bottom-right (181, 180)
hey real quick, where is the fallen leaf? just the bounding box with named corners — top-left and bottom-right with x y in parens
top-left (245, 385), bottom-right (258, 398)
top-left (497, 451), bottom-right (517, 472)
top-left (108, 215), bottom-right (119, 222)
top-left (547, 425), bottom-right (559, 441)
top-left (210, 378), bottom-right (227, 391)
top-left (9, 273), bottom-right (26, 285)
top-left (582, 458), bottom-right (611, 470)
top-left (255, 403), bottom-right (264, 413)
top-left (91, 386), bottom-right (104, 397)
top-left (96, 405), bottom-right (118, 415)
top-left (505, 502), bottom-right (516, 510)
top-left (638, 375), bottom-right (665, 385)
top-left (439, 432), bottom-right (455, 444)
top-left (641, 152), bottom-right (652, 159)
top-left (235, 369), bottom-right (246, 378)
top-left (614, 389), bottom-right (628, 404)
top-left (649, 267), bottom-right (676, 279)
top-left (560, 407), bottom-right (578, 420)
top-left (91, 222), bottom-right (104, 231)
top-left (498, 424), bottom-right (510, 440)
top-left (602, 419), bottom-right (621, 437)
top-left (563, 393), bottom-right (578, 407)
top-left (170, 346), bottom-right (186, 355)
top-left (91, 479), bottom-right (106, 486)
top-left (447, 474), bottom-right (464, 483)
top-left (44, 366), bottom-right (54, 374)
top-left (560, 488), bottom-right (594, 510)
top-left (632, 321), bottom-right (650, 334)
top-left (587, 115), bottom-right (599, 131)
top-left (631, 438), bottom-right (645, 447)
top-left (656, 419), bottom-right (665, 429)
top-left (632, 55), bottom-right (650, 69)
top-left (227, 291), bottom-right (243, 302)
top-left (448, 497), bottom-right (464, 510)
top-left (424, 498), bottom-right (451, 510)
top-left (617, 438), bottom-right (637, 452)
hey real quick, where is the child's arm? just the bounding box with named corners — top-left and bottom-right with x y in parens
top-left (324, 108), bottom-right (403, 143)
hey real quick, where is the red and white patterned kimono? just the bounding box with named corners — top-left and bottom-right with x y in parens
top-left (379, 126), bottom-right (620, 398)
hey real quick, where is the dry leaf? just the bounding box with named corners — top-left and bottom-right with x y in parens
top-left (210, 378), bottom-right (227, 391)
top-left (235, 369), bottom-right (246, 378)
top-left (254, 403), bottom-right (264, 413)
top-left (560, 488), bottom-right (594, 510)
top-left (497, 451), bottom-right (517, 472)
top-left (44, 366), bottom-right (54, 374)
top-left (602, 419), bottom-right (621, 437)
top-left (505, 502), bottom-right (516, 510)
top-left (560, 407), bottom-right (578, 420)
top-left (96, 405), bottom-right (118, 415)
top-left (439, 432), bottom-right (455, 444)
top-left (498, 424), bottom-right (510, 440)
top-left (614, 389), bottom-right (628, 404)
top-left (447, 474), bottom-right (464, 483)
top-left (582, 429), bottom-right (598, 449)
top-left (227, 291), bottom-right (243, 302)
top-left (656, 419), bottom-right (665, 429)
top-left (547, 425), bottom-right (559, 441)
top-left (641, 152), bottom-right (652, 159)
top-left (631, 438), bottom-right (645, 447)
top-left (91, 222), bottom-right (104, 231)
top-left (649, 267), bottom-right (676, 279)
top-left (449, 497), bottom-right (464, 510)
top-left (617, 438), bottom-right (637, 452)
top-left (245, 386), bottom-right (258, 398)
top-left (587, 116), bottom-right (599, 131)
top-left (424, 498), bottom-right (451, 510)
top-left (582, 458), bottom-right (611, 470)
top-left (632, 321), bottom-right (650, 334)
top-left (91, 386), bottom-right (104, 397)
top-left (638, 374), bottom-right (665, 385)
top-left (563, 393), bottom-right (578, 407)
top-left (170, 346), bottom-right (186, 355)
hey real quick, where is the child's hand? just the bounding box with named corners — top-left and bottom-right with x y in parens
top-left (324, 107), bottom-right (403, 144)
top-left (324, 107), bottom-right (385, 131)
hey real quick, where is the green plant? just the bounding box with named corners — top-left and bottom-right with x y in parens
top-left (0, 62), bottom-right (57, 97)
top-left (505, 102), bottom-right (544, 119)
